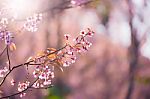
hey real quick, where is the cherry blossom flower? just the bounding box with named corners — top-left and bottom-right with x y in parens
top-left (64, 34), bottom-right (71, 40)
top-left (80, 30), bottom-right (86, 36)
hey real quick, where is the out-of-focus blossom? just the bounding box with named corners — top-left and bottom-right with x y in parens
top-left (0, 18), bottom-right (8, 28)
top-left (24, 13), bottom-right (42, 32)
top-left (0, 31), bottom-right (13, 45)
top-left (0, 67), bottom-right (8, 77)
top-left (64, 34), bottom-right (71, 40)
top-left (71, 0), bottom-right (90, 6)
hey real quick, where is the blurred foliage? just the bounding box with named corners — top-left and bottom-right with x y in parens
top-left (45, 79), bottom-right (71, 99)
top-left (86, 0), bottom-right (101, 8)
top-left (85, 0), bottom-right (111, 25)
top-left (135, 76), bottom-right (150, 85)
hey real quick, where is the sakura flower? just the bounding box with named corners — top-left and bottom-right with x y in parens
top-left (64, 34), bottom-right (71, 40)
top-left (80, 30), bottom-right (86, 36)
top-left (20, 93), bottom-right (26, 98)
top-left (63, 61), bottom-right (71, 67)
top-left (87, 28), bottom-right (94, 37)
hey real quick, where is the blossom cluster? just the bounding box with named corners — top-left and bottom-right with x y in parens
top-left (0, 30), bottom-right (13, 45)
top-left (18, 81), bottom-right (30, 97)
top-left (32, 65), bottom-right (54, 88)
top-left (23, 13), bottom-right (42, 32)
top-left (62, 28), bottom-right (94, 66)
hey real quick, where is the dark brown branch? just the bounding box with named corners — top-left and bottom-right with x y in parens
top-left (6, 46), bottom-right (11, 70)
top-left (125, 0), bottom-right (139, 99)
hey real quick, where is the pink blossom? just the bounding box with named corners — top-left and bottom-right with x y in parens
top-left (11, 79), bottom-right (15, 86)
top-left (64, 34), bottom-right (71, 40)
top-left (20, 93), bottom-right (26, 98)
top-left (71, 0), bottom-right (90, 6)
top-left (80, 30), bottom-right (86, 36)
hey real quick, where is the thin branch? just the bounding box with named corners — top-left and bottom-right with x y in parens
top-left (6, 46), bottom-right (11, 70)
top-left (0, 61), bottom-right (30, 86)
top-left (0, 46), bottom-right (7, 58)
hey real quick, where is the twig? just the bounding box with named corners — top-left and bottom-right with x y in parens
top-left (6, 46), bottom-right (11, 70)
top-left (0, 61), bottom-right (31, 86)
